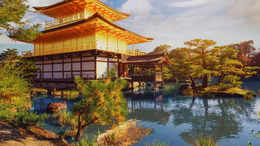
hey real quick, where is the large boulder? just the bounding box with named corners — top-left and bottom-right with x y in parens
top-left (47, 102), bottom-right (67, 113)
top-left (97, 120), bottom-right (152, 146)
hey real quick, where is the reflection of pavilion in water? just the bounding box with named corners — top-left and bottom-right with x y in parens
top-left (127, 98), bottom-right (171, 125)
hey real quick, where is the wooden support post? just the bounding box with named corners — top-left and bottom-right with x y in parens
top-left (47, 89), bottom-right (52, 97)
top-left (131, 80), bottom-right (134, 93)
top-left (61, 90), bottom-right (64, 98)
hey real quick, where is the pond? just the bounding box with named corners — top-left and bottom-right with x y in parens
top-left (32, 78), bottom-right (260, 145)
top-left (130, 78), bottom-right (260, 146)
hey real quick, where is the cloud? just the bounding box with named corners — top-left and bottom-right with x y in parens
top-left (118, 0), bottom-right (260, 52)
top-left (170, 0), bottom-right (209, 8)
top-left (27, 0), bottom-right (63, 8)
top-left (120, 0), bottom-right (152, 15)
top-left (0, 35), bottom-right (24, 45)
top-left (229, 0), bottom-right (260, 25)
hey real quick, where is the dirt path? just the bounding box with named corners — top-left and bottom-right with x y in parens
top-left (0, 121), bottom-right (56, 146)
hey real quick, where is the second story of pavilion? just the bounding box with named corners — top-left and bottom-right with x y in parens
top-left (34, 0), bottom-right (131, 30)
top-left (32, 0), bottom-right (153, 57)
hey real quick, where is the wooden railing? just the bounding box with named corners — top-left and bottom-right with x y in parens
top-left (45, 12), bottom-right (86, 30)
top-left (127, 49), bottom-right (146, 56)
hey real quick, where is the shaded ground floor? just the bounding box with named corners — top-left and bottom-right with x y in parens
top-left (28, 49), bottom-right (169, 91)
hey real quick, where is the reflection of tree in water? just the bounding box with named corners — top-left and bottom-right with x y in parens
top-left (127, 98), bottom-right (171, 125)
top-left (172, 98), bottom-right (254, 145)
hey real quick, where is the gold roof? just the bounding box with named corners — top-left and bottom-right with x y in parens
top-left (34, 14), bottom-right (153, 45)
top-left (34, 0), bottom-right (130, 22)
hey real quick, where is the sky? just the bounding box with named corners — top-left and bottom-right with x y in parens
top-left (0, 0), bottom-right (260, 53)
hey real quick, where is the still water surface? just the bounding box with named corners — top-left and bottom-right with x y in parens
top-left (33, 78), bottom-right (260, 146)
top-left (131, 78), bottom-right (260, 146)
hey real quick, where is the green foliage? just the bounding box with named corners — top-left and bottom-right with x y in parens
top-left (74, 76), bottom-right (128, 125)
top-left (0, 49), bottom-right (38, 79)
top-left (248, 141), bottom-right (252, 146)
top-left (193, 137), bottom-right (218, 146)
top-left (162, 83), bottom-right (181, 96)
top-left (149, 44), bottom-right (171, 55)
top-left (0, 0), bottom-right (41, 42)
top-left (0, 103), bottom-right (17, 120)
top-left (72, 136), bottom-right (98, 146)
top-left (0, 49), bottom-right (40, 126)
top-left (0, 103), bottom-right (48, 126)
top-left (14, 111), bottom-right (49, 126)
top-left (0, 62), bottom-right (31, 110)
top-left (57, 76), bottom-right (128, 140)
top-left (166, 48), bottom-right (193, 82)
top-left (8, 24), bottom-right (41, 42)
top-left (201, 86), bottom-right (256, 99)
top-left (0, 0), bottom-right (28, 29)
top-left (107, 67), bottom-right (117, 79)
top-left (165, 39), bottom-right (258, 97)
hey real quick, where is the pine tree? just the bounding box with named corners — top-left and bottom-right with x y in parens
top-left (0, 0), bottom-right (40, 42)
top-left (57, 74), bottom-right (128, 141)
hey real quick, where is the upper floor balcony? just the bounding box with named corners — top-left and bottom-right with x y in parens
top-left (44, 11), bottom-right (90, 30)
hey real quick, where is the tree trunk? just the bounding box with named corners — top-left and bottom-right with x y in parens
top-left (218, 74), bottom-right (225, 84)
top-left (189, 76), bottom-right (198, 95)
top-left (75, 114), bottom-right (82, 141)
top-left (75, 114), bottom-right (89, 141)
top-left (202, 75), bottom-right (208, 88)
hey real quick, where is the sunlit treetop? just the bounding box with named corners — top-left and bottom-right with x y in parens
top-left (0, 0), bottom-right (41, 42)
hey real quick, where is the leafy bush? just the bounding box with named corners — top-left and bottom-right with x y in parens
top-left (0, 103), bottom-right (17, 121)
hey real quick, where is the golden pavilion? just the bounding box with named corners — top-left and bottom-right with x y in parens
top-left (28, 0), bottom-right (168, 90)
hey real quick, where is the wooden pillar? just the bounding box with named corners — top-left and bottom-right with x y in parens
top-left (117, 56), bottom-right (120, 77)
top-left (131, 80), bottom-right (134, 93)
top-left (47, 89), bottom-right (52, 97)
top-left (94, 56), bottom-right (97, 80)
top-left (61, 90), bottom-right (64, 98)
top-left (80, 53), bottom-right (83, 78)
top-left (51, 56), bottom-right (54, 80)
top-left (62, 54), bottom-right (64, 79)
top-left (71, 54), bottom-right (73, 80)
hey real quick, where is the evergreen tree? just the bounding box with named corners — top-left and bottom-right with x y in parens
top-left (165, 39), bottom-right (257, 95)
top-left (149, 44), bottom-right (171, 55)
top-left (0, 0), bottom-right (40, 42)
top-left (56, 74), bottom-right (128, 141)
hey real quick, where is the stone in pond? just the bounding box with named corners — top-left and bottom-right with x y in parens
top-left (47, 102), bottom-right (67, 113)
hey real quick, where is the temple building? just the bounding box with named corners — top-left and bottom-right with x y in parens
top-left (26, 0), bottom-right (168, 90)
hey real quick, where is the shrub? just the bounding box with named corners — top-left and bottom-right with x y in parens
top-left (72, 136), bottom-right (98, 146)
